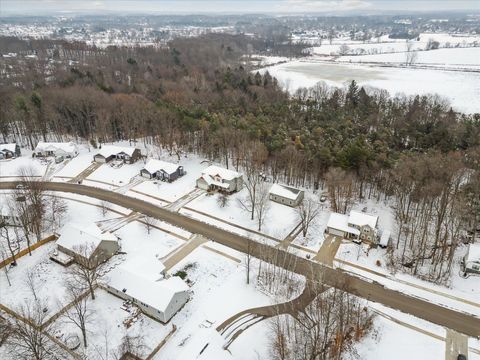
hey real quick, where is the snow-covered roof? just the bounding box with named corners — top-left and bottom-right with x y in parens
top-left (199, 175), bottom-right (229, 189)
top-left (201, 165), bottom-right (242, 181)
top-left (269, 184), bottom-right (303, 201)
top-left (380, 230), bottom-right (391, 246)
top-left (144, 159), bottom-right (181, 175)
top-left (466, 244), bottom-right (480, 263)
top-left (35, 142), bottom-right (77, 154)
top-left (0, 143), bottom-right (17, 152)
top-left (348, 210), bottom-right (378, 229)
top-left (95, 145), bottom-right (137, 158)
top-left (56, 223), bottom-right (117, 258)
top-left (327, 213), bottom-right (360, 236)
top-left (107, 261), bottom-right (188, 313)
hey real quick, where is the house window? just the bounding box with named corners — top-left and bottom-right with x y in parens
top-left (473, 265), bottom-right (480, 271)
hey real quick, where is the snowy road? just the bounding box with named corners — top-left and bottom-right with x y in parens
top-left (1, 181), bottom-right (480, 338)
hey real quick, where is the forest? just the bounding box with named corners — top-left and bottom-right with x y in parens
top-left (0, 33), bottom-right (480, 283)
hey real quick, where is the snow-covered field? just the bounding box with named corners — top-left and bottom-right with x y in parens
top-left (261, 60), bottom-right (480, 113)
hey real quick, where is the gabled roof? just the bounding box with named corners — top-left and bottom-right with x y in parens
top-left (201, 165), bottom-right (242, 181)
top-left (466, 244), bottom-right (480, 263)
top-left (107, 258), bottom-right (188, 313)
top-left (0, 143), bottom-right (17, 152)
top-left (144, 159), bottom-right (181, 175)
top-left (95, 145), bottom-right (138, 158)
top-left (269, 184), bottom-right (303, 201)
top-left (35, 142), bottom-right (77, 154)
top-left (56, 223), bottom-right (117, 258)
top-left (327, 213), bottom-right (360, 236)
top-left (348, 211), bottom-right (378, 229)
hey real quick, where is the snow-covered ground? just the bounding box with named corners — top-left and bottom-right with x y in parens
top-left (261, 60), bottom-right (480, 113)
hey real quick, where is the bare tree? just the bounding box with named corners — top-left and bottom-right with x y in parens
top-left (5, 299), bottom-right (57, 360)
top-left (0, 218), bottom-right (18, 266)
top-left (61, 280), bottom-right (94, 349)
top-left (217, 193), bottom-right (229, 208)
top-left (338, 44), bottom-right (350, 56)
top-left (67, 243), bottom-right (107, 300)
top-left (116, 332), bottom-right (147, 360)
top-left (44, 196), bottom-right (68, 233)
top-left (297, 197), bottom-right (321, 238)
top-left (24, 267), bottom-right (39, 301)
top-left (325, 168), bottom-right (355, 213)
top-left (254, 182), bottom-right (270, 232)
top-left (0, 242), bottom-right (12, 286)
top-left (405, 42), bottom-right (418, 66)
top-left (142, 216), bottom-right (157, 235)
top-left (99, 200), bottom-right (109, 218)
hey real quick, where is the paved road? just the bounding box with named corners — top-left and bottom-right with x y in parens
top-left (2, 181), bottom-right (480, 338)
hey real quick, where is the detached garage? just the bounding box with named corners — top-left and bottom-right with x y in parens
top-left (326, 213), bottom-right (360, 239)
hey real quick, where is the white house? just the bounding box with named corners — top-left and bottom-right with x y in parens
top-left (462, 243), bottom-right (480, 275)
top-left (33, 142), bottom-right (78, 158)
top-left (326, 210), bottom-right (378, 243)
top-left (105, 257), bottom-right (189, 323)
top-left (269, 184), bottom-right (304, 207)
top-left (140, 159), bottom-right (185, 182)
top-left (93, 145), bottom-right (141, 164)
top-left (54, 223), bottom-right (119, 267)
top-left (0, 143), bottom-right (20, 159)
top-left (196, 165), bottom-right (243, 193)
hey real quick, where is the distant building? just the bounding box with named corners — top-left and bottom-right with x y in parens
top-left (269, 184), bottom-right (304, 207)
top-left (196, 165), bottom-right (243, 193)
top-left (105, 257), bottom-right (189, 323)
top-left (326, 210), bottom-right (378, 243)
top-left (55, 223), bottom-right (119, 268)
top-left (0, 143), bottom-right (20, 159)
top-left (140, 159), bottom-right (185, 182)
top-left (462, 244), bottom-right (480, 275)
top-left (93, 145), bottom-right (141, 164)
top-left (33, 142), bottom-right (78, 158)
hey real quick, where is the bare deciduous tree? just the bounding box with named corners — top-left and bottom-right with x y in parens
top-left (142, 216), bottom-right (157, 235)
top-left (61, 280), bottom-right (94, 349)
top-left (405, 42), bottom-right (418, 66)
top-left (5, 299), bottom-right (57, 360)
top-left (67, 243), bottom-right (107, 300)
top-left (296, 197), bottom-right (320, 238)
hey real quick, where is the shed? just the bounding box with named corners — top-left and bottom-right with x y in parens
top-left (269, 184), bottom-right (304, 207)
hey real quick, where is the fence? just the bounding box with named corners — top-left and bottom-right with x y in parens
top-left (0, 234), bottom-right (57, 269)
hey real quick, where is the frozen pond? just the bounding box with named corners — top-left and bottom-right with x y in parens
top-left (261, 60), bottom-right (480, 114)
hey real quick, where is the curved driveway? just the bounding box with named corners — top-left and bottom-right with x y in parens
top-left (1, 181), bottom-right (480, 338)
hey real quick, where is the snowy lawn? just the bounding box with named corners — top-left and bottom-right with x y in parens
top-left (53, 152), bottom-right (97, 179)
top-left (186, 190), bottom-right (299, 240)
top-left (0, 242), bottom-right (69, 316)
top-left (0, 152), bottom-right (46, 178)
top-left (52, 288), bottom-right (172, 359)
top-left (114, 221), bottom-right (186, 259)
top-left (155, 246), bottom-right (274, 360)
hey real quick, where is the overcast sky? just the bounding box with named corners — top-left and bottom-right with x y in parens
top-left (1, 0), bottom-right (479, 16)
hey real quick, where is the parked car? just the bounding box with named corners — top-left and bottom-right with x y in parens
top-left (15, 184), bottom-right (25, 189)
top-left (55, 155), bottom-right (64, 164)
top-left (319, 195), bottom-right (327, 202)
top-left (457, 354), bottom-right (467, 360)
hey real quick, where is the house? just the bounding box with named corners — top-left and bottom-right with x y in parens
top-left (93, 145), bottom-right (141, 164)
top-left (196, 165), bottom-right (243, 193)
top-left (54, 223), bottom-right (119, 268)
top-left (326, 210), bottom-right (378, 243)
top-left (140, 159), bottom-right (185, 182)
top-left (269, 184), bottom-right (304, 207)
top-left (462, 243), bottom-right (480, 275)
top-left (33, 142), bottom-right (78, 158)
top-left (0, 143), bottom-right (20, 159)
top-left (105, 257), bottom-right (189, 323)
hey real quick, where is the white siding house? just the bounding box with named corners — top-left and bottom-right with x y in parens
top-left (33, 142), bottom-right (78, 158)
top-left (326, 210), bottom-right (378, 243)
top-left (105, 258), bottom-right (189, 323)
top-left (269, 184), bottom-right (304, 207)
top-left (54, 223), bottom-right (119, 267)
top-left (462, 244), bottom-right (480, 275)
top-left (196, 165), bottom-right (243, 193)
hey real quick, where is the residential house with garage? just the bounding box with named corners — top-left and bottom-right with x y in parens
top-left (196, 165), bottom-right (243, 193)
top-left (462, 243), bottom-right (480, 275)
top-left (33, 142), bottom-right (78, 158)
top-left (0, 143), bottom-right (21, 159)
top-left (326, 210), bottom-right (378, 243)
top-left (140, 159), bottom-right (185, 182)
top-left (105, 257), bottom-right (189, 323)
top-left (93, 145), bottom-right (141, 164)
top-left (53, 223), bottom-right (119, 268)
top-left (269, 184), bottom-right (304, 207)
